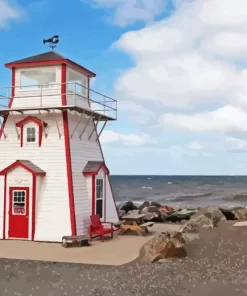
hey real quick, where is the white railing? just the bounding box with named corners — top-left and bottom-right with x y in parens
top-left (0, 82), bottom-right (117, 120)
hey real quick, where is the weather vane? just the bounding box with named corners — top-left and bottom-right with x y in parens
top-left (43, 35), bottom-right (59, 50)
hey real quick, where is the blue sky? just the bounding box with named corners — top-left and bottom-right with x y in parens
top-left (2, 0), bottom-right (247, 175)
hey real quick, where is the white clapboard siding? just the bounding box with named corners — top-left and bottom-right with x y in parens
top-left (0, 112), bottom-right (71, 242)
top-left (68, 113), bottom-right (119, 235)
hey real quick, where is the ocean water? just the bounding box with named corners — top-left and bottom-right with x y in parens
top-left (110, 175), bottom-right (247, 209)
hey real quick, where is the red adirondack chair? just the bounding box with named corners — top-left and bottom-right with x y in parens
top-left (89, 214), bottom-right (114, 242)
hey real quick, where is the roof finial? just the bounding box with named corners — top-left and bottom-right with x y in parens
top-left (43, 35), bottom-right (59, 50)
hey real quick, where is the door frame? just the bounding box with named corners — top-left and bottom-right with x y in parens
top-left (8, 187), bottom-right (30, 239)
top-left (95, 177), bottom-right (105, 220)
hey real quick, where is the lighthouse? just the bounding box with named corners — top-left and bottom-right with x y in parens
top-left (0, 51), bottom-right (119, 242)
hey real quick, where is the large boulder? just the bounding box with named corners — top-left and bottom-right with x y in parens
top-left (235, 208), bottom-right (247, 220)
top-left (191, 206), bottom-right (226, 226)
top-left (182, 215), bottom-right (214, 233)
top-left (165, 209), bottom-right (198, 222)
top-left (121, 201), bottom-right (137, 213)
top-left (218, 207), bottom-right (236, 220)
top-left (138, 231), bottom-right (186, 263)
top-left (139, 201), bottom-right (150, 211)
top-left (150, 201), bottom-right (162, 209)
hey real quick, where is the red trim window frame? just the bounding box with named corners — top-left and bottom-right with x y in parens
top-left (83, 166), bottom-right (109, 218)
top-left (16, 116), bottom-right (47, 147)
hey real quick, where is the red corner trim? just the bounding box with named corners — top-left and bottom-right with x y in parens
top-left (3, 176), bottom-right (7, 239)
top-left (0, 160), bottom-right (46, 176)
top-left (16, 116), bottom-right (47, 147)
top-left (92, 175), bottom-right (96, 215)
top-left (61, 63), bottom-right (76, 236)
top-left (104, 172), bottom-right (106, 222)
top-left (31, 174), bottom-right (36, 240)
top-left (5, 59), bottom-right (96, 77)
top-left (0, 67), bottom-right (15, 140)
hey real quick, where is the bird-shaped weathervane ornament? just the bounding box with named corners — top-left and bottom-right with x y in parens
top-left (43, 35), bottom-right (59, 50)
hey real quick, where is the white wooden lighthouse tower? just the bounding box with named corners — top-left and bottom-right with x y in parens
top-left (0, 51), bottom-right (119, 242)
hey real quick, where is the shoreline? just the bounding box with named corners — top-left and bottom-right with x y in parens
top-left (1, 221), bottom-right (247, 295)
top-left (117, 200), bottom-right (247, 225)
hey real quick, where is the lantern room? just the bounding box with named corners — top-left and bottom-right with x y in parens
top-left (4, 51), bottom-right (97, 110)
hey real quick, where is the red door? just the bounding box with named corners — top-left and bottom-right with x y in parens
top-left (9, 187), bottom-right (29, 239)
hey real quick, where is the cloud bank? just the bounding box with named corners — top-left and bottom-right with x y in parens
top-left (113, 0), bottom-right (247, 136)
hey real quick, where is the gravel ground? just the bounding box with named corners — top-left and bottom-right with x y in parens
top-left (1, 221), bottom-right (247, 296)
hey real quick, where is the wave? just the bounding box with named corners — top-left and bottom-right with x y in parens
top-left (167, 192), bottom-right (212, 202)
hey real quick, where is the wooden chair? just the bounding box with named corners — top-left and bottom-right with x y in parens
top-left (89, 214), bottom-right (114, 242)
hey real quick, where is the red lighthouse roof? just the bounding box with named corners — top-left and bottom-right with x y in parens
top-left (5, 51), bottom-right (96, 77)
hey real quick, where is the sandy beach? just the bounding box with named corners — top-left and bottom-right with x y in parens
top-left (1, 221), bottom-right (247, 295)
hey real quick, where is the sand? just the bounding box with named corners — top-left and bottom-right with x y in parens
top-left (1, 221), bottom-right (247, 295)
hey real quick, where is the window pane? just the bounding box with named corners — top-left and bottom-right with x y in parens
top-left (20, 69), bottom-right (57, 89)
top-left (96, 179), bottom-right (103, 200)
top-left (67, 70), bottom-right (86, 95)
top-left (13, 191), bottom-right (26, 215)
top-left (96, 200), bottom-right (103, 218)
top-left (26, 127), bottom-right (36, 142)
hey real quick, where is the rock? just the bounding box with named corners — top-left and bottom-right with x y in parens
top-left (192, 206), bottom-right (226, 226)
top-left (235, 208), bottom-right (247, 220)
top-left (159, 206), bottom-right (174, 215)
top-left (139, 201), bottom-right (150, 211)
top-left (150, 201), bottom-right (162, 209)
top-left (182, 232), bottom-right (200, 244)
top-left (138, 231), bottom-right (186, 263)
top-left (165, 209), bottom-right (198, 222)
top-left (120, 201), bottom-right (137, 213)
top-left (182, 223), bottom-right (201, 233)
top-left (184, 214), bottom-right (214, 232)
top-left (141, 206), bottom-right (164, 222)
top-left (231, 206), bottom-right (245, 213)
top-left (233, 193), bottom-right (247, 200)
top-left (218, 207), bottom-right (235, 220)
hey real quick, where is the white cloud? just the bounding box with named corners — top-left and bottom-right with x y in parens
top-left (100, 130), bottom-right (153, 146)
top-left (201, 31), bottom-right (247, 59)
top-left (119, 101), bottom-right (155, 124)
top-left (112, 0), bottom-right (247, 135)
top-left (85, 0), bottom-right (168, 27)
top-left (160, 105), bottom-right (247, 133)
top-left (225, 136), bottom-right (247, 152)
top-left (186, 142), bottom-right (203, 150)
top-left (197, 0), bottom-right (247, 28)
top-left (0, 0), bottom-right (21, 28)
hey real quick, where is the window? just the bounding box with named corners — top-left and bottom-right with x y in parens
top-left (13, 190), bottom-right (26, 215)
top-left (20, 68), bottom-right (57, 89)
top-left (16, 117), bottom-right (45, 147)
top-left (67, 69), bottom-right (87, 96)
top-left (26, 127), bottom-right (36, 142)
top-left (95, 178), bottom-right (104, 218)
